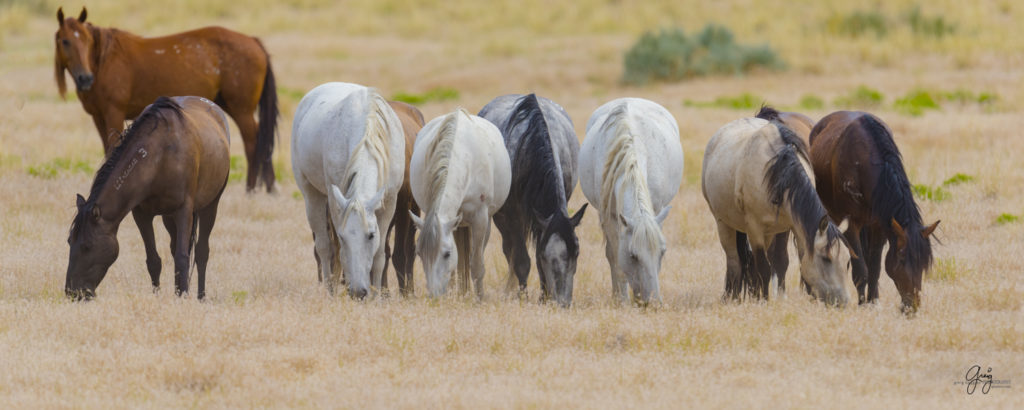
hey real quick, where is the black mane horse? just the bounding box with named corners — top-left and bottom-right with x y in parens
top-left (809, 111), bottom-right (939, 312)
top-left (479, 94), bottom-right (586, 307)
top-left (66, 96), bottom-right (231, 299)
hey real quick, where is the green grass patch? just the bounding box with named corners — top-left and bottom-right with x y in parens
top-left (894, 89), bottom-right (941, 116)
top-left (227, 155), bottom-right (245, 183)
top-left (827, 10), bottom-right (888, 38)
top-left (684, 93), bottom-right (762, 110)
top-left (26, 157), bottom-right (93, 179)
top-left (941, 89), bottom-right (998, 105)
top-left (798, 94), bottom-right (825, 110)
top-left (942, 173), bottom-right (975, 187)
top-left (231, 290), bottom-right (248, 306)
top-left (277, 86), bottom-right (307, 102)
top-left (292, 190), bottom-right (303, 201)
top-left (930, 257), bottom-right (964, 282)
top-left (834, 85), bottom-right (884, 109)
top-left (995, 213), bottom-right (1019, 225)
top-left (912, 184), bottom-right (950, 202)
top-left (905, 6), bottom-right (956, 38)
top-left (390, 87), bottom-right (460, 105)
top-left (622, 24), bottom-right (784, 85)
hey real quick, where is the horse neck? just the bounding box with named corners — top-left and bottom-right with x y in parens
top-left (783, 185), bottom-right (829, 254)
top-left (605, 138), bottom-right (654, 223)
top-left (342, 145), bottom-right (384, 201)
top-left (93, 138), bottom-right (153, 225)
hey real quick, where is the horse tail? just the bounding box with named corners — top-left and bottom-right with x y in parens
top-left (255, 39), bottom-right (279, 190)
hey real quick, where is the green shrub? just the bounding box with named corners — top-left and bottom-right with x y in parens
top-left (622, 24), bottom-right (784, 85)
top-left (798, 94), bottom-right (825, 110)
top-left (827, 11), bottom-right (888, 38)
top-left (834, 85), bottom-right (884, 109)
top-left (912, 184), bottom-right (950, 202)
top-left (905, 6), bottom-right (956, 38)
top-left (894, 89), bottom-right (941, 116)
top-left (942, 89), bottom-right (997, 105)
top-left (995, 213), bottom-right (1019, 225)
top-left (942, 173), bottom-right (975, 186)
top-left (391, 87), bottom-right (460, 104)
top-left (683, 93), bottom-right (762, 110)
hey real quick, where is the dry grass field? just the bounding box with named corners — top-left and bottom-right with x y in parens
top-left (1, 0), bottom-right (1022, 407)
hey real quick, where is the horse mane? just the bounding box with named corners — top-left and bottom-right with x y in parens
top-left (859, 114), bottom-right (933, 271)
top-left (70, 97), bottom-right (184, 239)
top-left (505, 94), bottom-right (571, 245)
top-left (340, 89), bottom-right (392, 192)
top-left (754, 105), bottom-right (781, 122)
top-left (763, 121), bottom-right (841, 251)
top-left (599, 103), bottom-right (662, 253)
top-left (424, 109), bottom-right (464, 208)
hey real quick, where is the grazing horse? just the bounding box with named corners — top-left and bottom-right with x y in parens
top-left (53, 7), bottom-right (277, 192)
top-left (410, 109), bottom-right (511, 298)
top-left (702, 114), bottom-right (852, 306)
top-left (65, 96), bottom-right (230, 299)
top-left (750, 106), bottom-right (817, 293)
top-left (580, 98), bottom-right (683, 305)
top-left (292, 83), bottom-right (405, 298)
top-left (382, 100), bottom-right (425, 297)
top-left (479, 94), bottom-right (586, 307)
top-left (809, 111), bottom-right (939, 312)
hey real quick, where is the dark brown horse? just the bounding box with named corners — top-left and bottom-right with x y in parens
top-left (66, 96), bottom-right (231, 300)
top-left (809, 111), bottom-right (939, 312)
top-left (53, 7), bottom-right (277, 192)
top-left (382, 100), bottom-right (424, 296)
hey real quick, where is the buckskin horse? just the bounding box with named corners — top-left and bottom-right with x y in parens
top-left (66, 96), bottom-right (231, 300)
top-left (53, 7), bottom-right (277, 192)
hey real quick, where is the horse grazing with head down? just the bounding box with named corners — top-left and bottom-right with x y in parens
top-left (53, 7), bottom-right (277, 192)
top-left (580, 98), bottom-right (683, 306)
top-left (702, 112), bottom-right (853, 306)
top-left (292, 82), bottom-right (406, 299)
top-left (410, 109), bottom-right (511, 299)
top-left (809, 111), bottom-right (939, 313)
top-left (479, 94), bottom-right (586, 307)
top-left (66, 96), bottom-right (231, 300)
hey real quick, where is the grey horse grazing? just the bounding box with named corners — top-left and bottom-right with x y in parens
top-left (479, 94), bottom-right (587, 307)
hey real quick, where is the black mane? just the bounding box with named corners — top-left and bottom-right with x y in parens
top-left (859, 114), bottom-right (933, 272)
top-left (763, 122), bottom-right (841, 251)
top-left (504, 94), bottom-right (577, 254)
top-left (70, 97), bottom-right (183, 240)
top-left (755, 105), bottom-right (781, 122)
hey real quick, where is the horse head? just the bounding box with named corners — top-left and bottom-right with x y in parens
top-left (65, 194), bottom-right (119, 300)
top-left (537, 204), bottom-right (587, 307)
top-left (887, 218), bottom-right (940, 313)
top-left (54, 7), bottom-right (96, 95)
top-left (328, 184), bottom-right (385, 299)
top-left (616, 205), bottom-right (670, 306)
top-left (411, 211), bottom-right (461, 298)
top-left (797, 216), bottom-right (854, 307)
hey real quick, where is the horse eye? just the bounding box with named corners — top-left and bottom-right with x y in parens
top-left (61, 39), bottom-right (70, 47)
top-left (367, 232), bottom-right (375, 241)
top-left (630, 253), bottom-right (639, 262)
top-left (443, 251), bottom-right (451, 259)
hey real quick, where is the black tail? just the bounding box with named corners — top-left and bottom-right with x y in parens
top-left (256, 40), bottom-right (278, 192)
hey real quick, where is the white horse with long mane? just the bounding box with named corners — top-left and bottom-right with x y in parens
top-left (292, 82), bottom-right (405, 298)
top-left (580, 98), bottom-right (684, 305)
top-left (410, 109), bottom-right (511, 298)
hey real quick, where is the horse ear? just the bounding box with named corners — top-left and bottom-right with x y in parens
top-left (818, 215), bottom-right (829, 233)
top-left (655, 205), bottom-right (671, 226)
top-left (57, 7), bottom-right (65, 25)
top-left (91, 204), bottom-right (101, 220)
top-left (364, 188), bottom-right (386, 212)
top-left (837, 217), bottom-right (850, 233)
top-left (78, 7), bottom-right (87, 23)
top-left (619, 214), bottom-right (630, 230)
top-left (447, 214), bottom-right (462, 232)
top-left (409, 211), bottom-right (423, 229)
top-left (921, 220), bottom-right (940, 239)
top-left (569, 203), bottom-right (588, 227)
top-left (76, 194), bottom-right (85, 208)
top-left (329, 184), bottom-right (349, 211)
top-left (539, 213), bottom-right (554, 230)
top-left (891, 218), bottom-right (908, 250)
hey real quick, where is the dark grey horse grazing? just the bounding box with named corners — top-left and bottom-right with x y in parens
top-left (479, 94), bottom-right (586, 307)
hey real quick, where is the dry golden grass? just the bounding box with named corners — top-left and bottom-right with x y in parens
top-left (1, 1), bottom-right (1022, 407)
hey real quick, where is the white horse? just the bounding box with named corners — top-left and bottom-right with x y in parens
top-left (580, 98), bottom-right (684, 305)
top-left (410, 109), bottom-right (511, 298)
top-left (701, 116), bottom-right (851, 306)
top-left (292, 82), bottom-right (405, 298)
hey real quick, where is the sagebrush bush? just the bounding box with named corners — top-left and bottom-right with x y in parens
top-left (622, 24), bottom-right (784, 85)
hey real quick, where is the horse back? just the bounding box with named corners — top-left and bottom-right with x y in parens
top-left (173, 97), bottom-right (231, 205)
top-left (388, 100), bottom-right (424, 203)
top-left (808, 111), bottom-right (879, 224)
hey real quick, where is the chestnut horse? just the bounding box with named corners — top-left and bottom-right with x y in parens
top-left (382, 100), bottom-right (424, 296)
top-left (53, 7), bottom-right (277, 192)
top-left (809, 111), bottom-right (939, 313)
top-left (66, 96), bottom-right (230, 299)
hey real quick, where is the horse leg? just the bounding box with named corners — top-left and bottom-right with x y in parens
top-left (301, 188), bottom-right (336, 294)
top-left (602, 222), bottom-right (627, 303)
top-left (862, 228), bottom-right (884, 303)
top-left (494, 212), bottom-right (529, 296)
top-left (228, 108), bottom-right (261, 193)
top-left (469, 213), bottom-right (492, 300)
top-left (455, 227), bottom-right (471, 296)
top-left (168, 207), bottom-right (196, 297)
top-left (750, 245), bottom-right (773, 300)
top-left (393, 200), bottom-right (419, 297)
top-left (767, 231), bottom-right (790, 294)
top-left (715, 222), bottom-right (743, 301)
top-left (94, 109), bottom-right (125, 153)
top-left (194, 191), bottom-right (223, 300)
top-left (132, 209), bottom-right (162, 291)
top-left (845, 226), bottom-right (869, 304)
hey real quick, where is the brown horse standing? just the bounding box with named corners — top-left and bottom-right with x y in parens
top-left (65, 96), bottom-right (231, 300)
top-left (809, 111), bottom-right (939, 312)
top-left (53, 7), bottom-right (277, 192)
top-left (382, 100), bottom-right (424, 296)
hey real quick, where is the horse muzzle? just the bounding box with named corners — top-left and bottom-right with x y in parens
top-left (65, 286), bottom-right (95, 301)
top-left (74, 73), bottom-right (94, 91)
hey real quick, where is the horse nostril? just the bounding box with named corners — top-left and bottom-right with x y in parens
top-left (351, 288), bottom-right (368, 300)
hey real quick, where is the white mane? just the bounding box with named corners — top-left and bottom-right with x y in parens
top-left (599, 105), bottom-right (663, 253)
